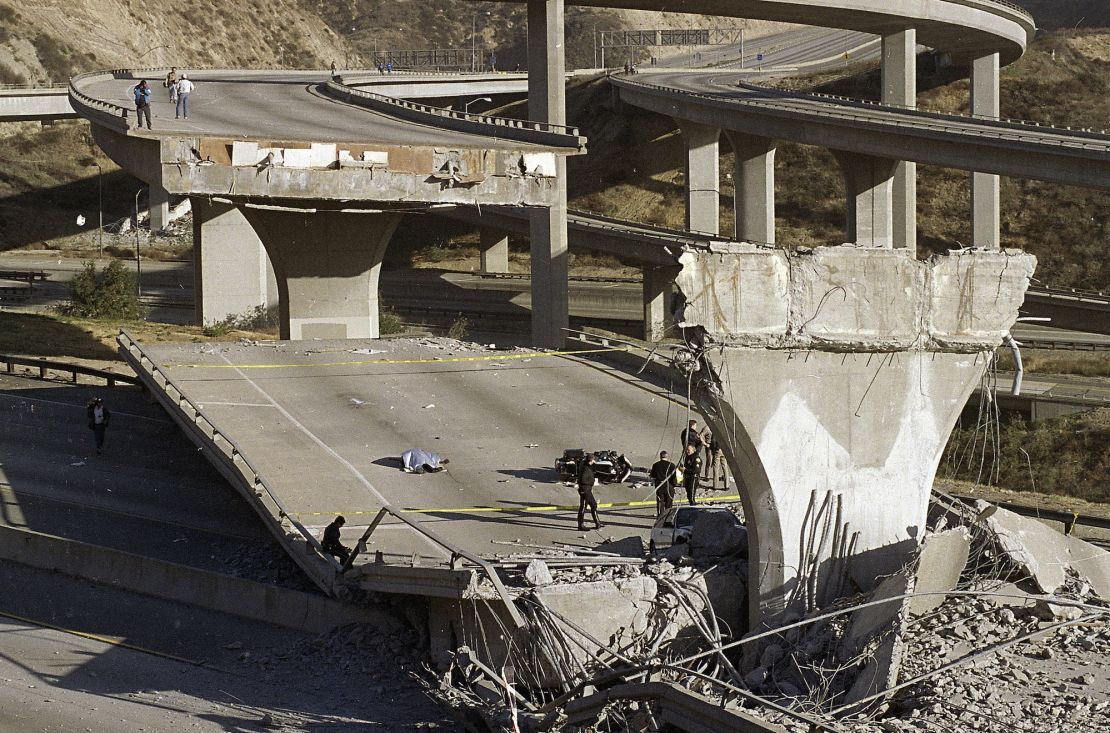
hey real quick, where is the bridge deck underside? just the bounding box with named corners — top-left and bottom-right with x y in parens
top-left (141, 339), bottom-right (702, 567)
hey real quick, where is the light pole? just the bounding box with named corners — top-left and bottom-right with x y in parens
top-left (740, 29), bottom-right (745, 69)
top-left (464, 97), bottom-right (492, 113)
top-left (471, 10), bottom-right (491, 72)
top-left (134, 187), bottom-right (144, 298)
top-left (85, 161), bottom-right (104, 257)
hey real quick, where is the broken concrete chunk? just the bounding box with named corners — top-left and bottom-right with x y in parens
top-left (909, 527), bottom-right (971, 617)
top-left (977, 501), bottom-right (1110, 599)
top-left (524, 559), bottom-right (553, 587)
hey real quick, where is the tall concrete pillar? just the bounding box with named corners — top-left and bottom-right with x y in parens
top-left (527, 0), bottom-right (569, 348)
top-left (148, 184), bottom-right (170, 232)
top-left (642, 265), bottom-right (679, 342)
top-left (673, 246), bottom-right (1036, 625)
top-left (882, 29), bottom-right (917, 250)
top-left (678, 121), bottom-right (721, 235)
top-left (242, 209), bottom-right (402, 340)
top-left (479, 229), bottom-right (510, 274)
top-left (833, 151), bottom-right (899, 248)
top-left (971, 53), bottom-right (1001, 250)
top-left (725, 131), bottom-right (776, 243)
top-left (193, 198), bottom-right (277, 326)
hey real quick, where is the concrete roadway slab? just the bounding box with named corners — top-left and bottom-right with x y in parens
top-left (144, 337), bottom-right (723, 565)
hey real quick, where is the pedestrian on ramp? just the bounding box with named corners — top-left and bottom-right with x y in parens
top-left (576, 454), bottom-right (604, 532)
top-left (86, 397), bottom-right (110, 455)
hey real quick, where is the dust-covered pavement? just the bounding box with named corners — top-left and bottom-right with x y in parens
top-left (0, 563), bottom-right (456, 732)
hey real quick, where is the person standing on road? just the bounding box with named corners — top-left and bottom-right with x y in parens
top-left (164, 67), bottom-right (179, 102)
top-left (701, 428), bottom-right (723, 485)
top-left (133, 80), bottom-right (153, 129)
top-left (680, 419), bottom-right (704, 457)
top-left (576, 454), bottom-right (604, 532)
top-left (86, 397), bottom-right (110, 454)
top-left (174, 74), bottom-right (194, 119)
top-left (322, 515), bottom-right (351, 566)
top-left (681, 443), bottom-right (702, 506)
top-left (650, 450), bottom-right (677, 516)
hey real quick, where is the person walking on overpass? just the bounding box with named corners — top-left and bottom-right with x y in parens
top-left (681, 443), bottom-right (702, 506)
top-left (132, 80), bottom-right (153, 129)
top-left (576, 454), bottom-right (604, 532)
top-left (174, 74), bottom-right (194, 119)
top-left (86, 397), bottom-right (110, 454)
top-left (165, 67), bottom-right (178, 101)
top-left (322, 515), bottom-right (351, 566)
top-left (650, 450), bottom-right (677, 516)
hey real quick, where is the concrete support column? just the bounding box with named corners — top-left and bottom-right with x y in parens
top-left (242, 210), bottom-right (401, 340)
top-left (192, 198), bottom-right (276, 326)
top-left (881, 29), bottom-right (917, 250)
top-left (527, 0), bottom-right (569, 348)
top-left (971, 53), bottom-right (1001, 250)
top-left (642, 265), bottom-right (679, 343)
top-left (725, 131), bottom-right (776, 243)
top-left (678, 121), bottom-right (721, 235)
top-left (833, 151), bottom-right (899, 248)
top-left (148, 184), bottom-right (170, 232)
top-left (479, 229), bottom-right (510, 274)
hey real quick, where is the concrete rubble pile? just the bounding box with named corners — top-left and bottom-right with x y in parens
top-left (429, 497), bottom-right (1110, 733)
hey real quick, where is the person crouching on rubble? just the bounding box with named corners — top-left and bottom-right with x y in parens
top-left (576, 453), bottom-right (604, 532)
top-left (322, 515), bottom-right (352, 566)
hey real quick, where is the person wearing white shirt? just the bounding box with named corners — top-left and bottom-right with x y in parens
top-left (175, 74), bottom-right (195, 119)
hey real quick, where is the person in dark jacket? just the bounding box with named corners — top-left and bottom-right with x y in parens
top-left (649, 450), bottom-right (677, 516)
top-left (680, 419), bottom-right (704, 457)
top-left (322, 515), bottom-right (351, 565)
top-left (576, 454), bottom-right (604, 531)
top-left (86, 397), bottom-right (110, 454)
top-left (133, 80), bottom-right (153, 129)
top-left (681, 444), bottom-right (702, 505)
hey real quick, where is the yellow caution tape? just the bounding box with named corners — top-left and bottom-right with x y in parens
top-left (290, 494), bottom-right (742, 518)
top-left (166, 346), bottom-right (628, 370)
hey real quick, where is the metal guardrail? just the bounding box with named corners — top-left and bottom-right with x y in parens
top-left (116, 329), bottom-right (336, 574)
top-left (613, 76), bottom-right (1110, 154)
top-left (355, 507), bottom-right (525, 627)
top-left (2, 354), bottom-right (139, 387)
top-left (1025, 285), bottom-right (1110, 305)
top-left (322, 78), bottom-right (585, 150)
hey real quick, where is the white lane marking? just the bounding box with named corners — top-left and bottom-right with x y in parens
top-left (217, 354), bottom-right (445, 557)
top-left (0, 392), bottom-right (173, 424)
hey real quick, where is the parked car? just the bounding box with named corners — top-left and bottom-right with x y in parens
top-left (555, 448), bottom-right (633, 484)
top-left (650, 505), bottom-right (746, 553)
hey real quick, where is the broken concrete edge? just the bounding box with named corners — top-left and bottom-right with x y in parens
top-left (674, 245), bottom-right (1036, 352)
top-left (0, 523), bottom-right (394, 635)
top-left (565, 681), bottom-right (790, 733)
top-left (975, 500), bottom-right (1110, 600)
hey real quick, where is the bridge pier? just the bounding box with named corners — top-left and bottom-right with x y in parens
top-left (971, 53), bottom-right (1002, 249)
top-left (242, 210), bottom-right (401, 340)
top-left (643, 264), bottom-right (680, 342)
top-left (678, 121), bottom-right (721, 235)
top-left (148, 184), bottom-right (170, 233)
top-left (527, 0), bottom-right (570, 348)
top-left (479, 229), bottom-right (510, 274)
top-left (192, 198), bottom-right (277, 326)
top-left (725, 132), bottom-right (776, 244)
top-left (882, 29), bottom-right (917, 250)
top-left (833, 151), bottom-right (898, 247)
top-left (673, 245), bottom-right (1035, 625)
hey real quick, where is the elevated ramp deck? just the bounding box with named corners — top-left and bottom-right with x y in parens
top-left (120, 333), bottom-right (712, 600)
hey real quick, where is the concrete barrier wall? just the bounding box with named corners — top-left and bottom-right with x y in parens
top-left (0, 523), bottom-right (395, 634)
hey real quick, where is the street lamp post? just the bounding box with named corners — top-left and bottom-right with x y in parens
top-left (134, 187), bottom-right (144, 298)
top-left (85, 161), bottom-right (104, 257)
top-left (471, 11), bottom-right (491, 72)
top-left (464, 96), bottom-right (492, 113)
